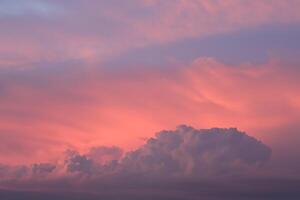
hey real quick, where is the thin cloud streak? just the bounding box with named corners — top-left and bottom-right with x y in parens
top-left (1, 0), bottom-right (300, 68)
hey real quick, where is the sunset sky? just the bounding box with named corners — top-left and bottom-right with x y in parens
top-left (1, 0), bottom-right (300, 199)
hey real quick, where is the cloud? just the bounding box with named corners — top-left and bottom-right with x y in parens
top-left (31, 163), bottom-right (56, 177)
top-left (121, 125), bottom-right (271, 178)
top-left (87, 146), bottom-right (123, 165)
top-left (1, 0), bottom-right (300, 68)
top-left (0, 126), bottom-right (271, 182)
top-left (64, 150), bottom-right (94, 174)
top-left (60, 147), bottom-right (122, 175)
top-left (2, 126), bottom-right (300, 199)
top-left (0, 162), bottom-right (57, 182)
top-left (0, 164), bottom-right (28, 181)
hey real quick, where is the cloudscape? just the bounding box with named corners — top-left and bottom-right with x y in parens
top-left (0, 0), bottom-right (300, 199)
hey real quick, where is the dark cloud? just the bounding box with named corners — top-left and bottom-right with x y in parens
top-left (0, 162), bottom-right (56, 182)
top-left (56, 126), bottom-right (271, 179)
top-left (64, 150), bottom-right (94, 174)
top-left (0, 164), bottom-right (29, 180)
top-left (2, 125), bottom-right (300, 199)
top-left (122, 125), bottom-right (271, 178)
top-left (32, 163), bottom-right (56, 177)
top-left (87, 146), bottom-right (123, 165)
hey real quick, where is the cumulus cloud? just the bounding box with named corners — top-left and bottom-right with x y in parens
top-left (64, 150), bottom-right (94, 174)
top-left (3, 126), bottom-right (300, 199)
top-left (0, 162), bottom-right (57, 181)
top-left (121, 125), bottom-right (271, 178)
top-left (0, 164), bottom-right (28, 180)
top-left (87, 146), bottom-right (123, 165)
top-left (0, 125), bottom-right (271, 182)
top-left (31, 163), bottom-right (56, 177)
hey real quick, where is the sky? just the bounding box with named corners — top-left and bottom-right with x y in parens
top-left (0, 0), bottom-right (300, 199)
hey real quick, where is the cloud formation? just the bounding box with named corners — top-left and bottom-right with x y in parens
top-left (87, 146), bottom-right (123, 165)
top-left (3, 126), bottom-right (300, 200)
top-left (0, 126), bottom-right (271, 182)
top-left (122, 125), bottom-right (271, 178)
top-left (1, 0), bottom-right (300, 67)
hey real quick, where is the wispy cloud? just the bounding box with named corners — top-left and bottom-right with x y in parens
top-left (1, 0), bottom-right (300, 68)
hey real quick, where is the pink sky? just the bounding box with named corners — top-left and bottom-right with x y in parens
top-left (1, 57), bottom-right (299, 165)
top-left (1, 1), bottom-right (300, 199)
